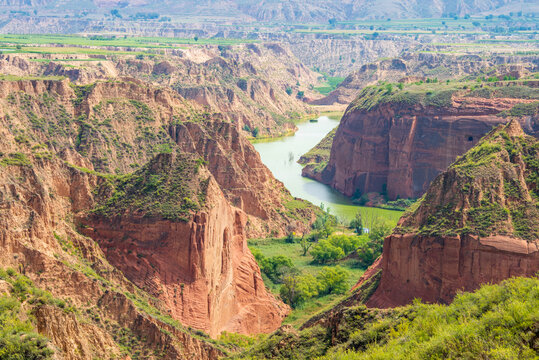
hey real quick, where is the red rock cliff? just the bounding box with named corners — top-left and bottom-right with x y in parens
top-left (367, 120), bottom-right (539, 308)
top-left (0, 78), bottom-right (297, 357)
top-left (81, 156), bottom-right (288, 336)
top-left (317, 88), bottom-right (538, 200)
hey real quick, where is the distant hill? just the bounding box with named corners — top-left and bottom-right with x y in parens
top-left (0, 0), bottom-right (536, 22)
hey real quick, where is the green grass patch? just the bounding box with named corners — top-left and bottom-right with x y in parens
top-left (315, 77), bottom-right (345, 95)
top-left (248, 237), bottom-right (364, 327)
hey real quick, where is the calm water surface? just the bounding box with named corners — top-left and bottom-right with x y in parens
top-left (253, 116), bottom-right (402, 223)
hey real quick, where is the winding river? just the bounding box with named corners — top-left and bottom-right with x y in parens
top-left (253, 115), bottom-right (403, 223)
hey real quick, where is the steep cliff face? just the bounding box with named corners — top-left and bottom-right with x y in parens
top-left (81, 153), bottom-right (288, 336)
top-left (171, 121), bottom-right (318, 237)
top-left (368, 120), bottom-right (539, 307)
top-left (0, 77), bottom-right (316, 237)
top-left (0, 77), bottom-right (304, 357)
top-left (310, 81), bottom-right (539, 200)
top-left (0, 152), bottom-right (224, 359)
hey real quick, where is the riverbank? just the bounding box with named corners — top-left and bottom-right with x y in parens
top-left (246, 108), bottom-right (345, 142)
top-left (252, 115), bottom-right (403, 225)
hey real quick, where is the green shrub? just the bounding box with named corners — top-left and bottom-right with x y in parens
top-left (252, 250), bottom-right (296, 284)
top-left (0, 153), bottom-right (31, 167)
top-left (279, 274), bottom-right (321, 308)
top-left (240, 276), bottom-right (539, 360)
top-left (311, 234), bottom-right (364, 264)
top-left (316, 266), bottom-right (349, 295)
top-left (311, 239), bottom-right (345, 264)
top-left (356, 222), bottom-right (392, 268)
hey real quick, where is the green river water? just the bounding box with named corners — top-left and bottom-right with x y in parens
top-left (252, 116), bottom-right (403, 225)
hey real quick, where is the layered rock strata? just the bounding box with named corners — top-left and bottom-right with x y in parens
top-left (307, 83), bottom-right (539, 200)
top-left (367, 120), bottom-right (539, 307)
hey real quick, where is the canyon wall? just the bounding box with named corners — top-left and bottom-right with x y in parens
top-left (367, 121), bottom-right (539, 307)
top-left (0, 152), bottom-right (224, 359)
top-left (81, 154), bottom-right (288, 336)
top-left (308, 84), bottom-right (539, 200)
top-left (368, 233), bottom-right (539, 307)
top-left (0, 77), bottom-right (307, 357)
top-left (0, 42), bottom-right (322, 137)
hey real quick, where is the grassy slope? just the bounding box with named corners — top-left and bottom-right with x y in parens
top-left (298, 127), bottom-right (337, 167)
top-left (234, 276), bottom-right (539, 360)
top-left (315, 77), bottom-right (346, 95)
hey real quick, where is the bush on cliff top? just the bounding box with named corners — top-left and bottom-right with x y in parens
top-left (234, 276), bottom-right (539, 360)
top-left (350, 82), bottom-right (460, 111)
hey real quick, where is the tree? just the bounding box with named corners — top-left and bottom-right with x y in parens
top-left (285, 231), bottom-right (295, 244)
top-left (280, 274), bottom-right (320, 308)
top-left (328, 18), bottom-right (337, 27)
top-left (312, 204), bottom-right (335, 237)
top-left (296, 91), bottom-right (305, 99)
top-left (316, 266), bottom-right (348, 295)
top-left (299, 232), bottom-right (316, 256)
top-left (327, 234), bottom-right (361, 255)
top-left (350, 211), bottom-right (363, 234)
top-left (285, 87), bottom-right (293, 95)
top-left (252, 250), bottom-right (296, 283)
top-left (110, 9), bottom-right (122, 18)
top-left (280, 275), bottom-right (302, 308)
top-left (237, 78), bottom-right (248, 91)
top-left (356, 222), bottom-right (392, 268)
top-left (310, 239), bottom-right (344, 264)
top-left (252, 127), bottom-right (259, 138)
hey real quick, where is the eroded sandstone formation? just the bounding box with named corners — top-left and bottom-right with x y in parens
top-left (0, 77), bottom-right (304, 357)
top-left (0, 41), bottom-right (322, 138)
top-left (367, 120), bottom-right (539, 308)
top-left (81, 154), bottom-right (288, 336)
top-left (308, 84), bottom-right (539, 200)
top-left (313, 53), bottom-right (539, 105)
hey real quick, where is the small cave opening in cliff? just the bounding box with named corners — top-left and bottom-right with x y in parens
top-left (468, 136), bottom-right (474, 142)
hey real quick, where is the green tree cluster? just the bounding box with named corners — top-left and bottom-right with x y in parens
top-left (252, 250), bottom-right (296, 283)
top-left (356, 222), bottom-right (392, 268)
top-left (280, 266), bottom-right (349, 308)
top-left (311, 234), bottom-right (362, 264)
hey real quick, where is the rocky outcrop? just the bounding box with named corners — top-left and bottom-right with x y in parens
top-left (171, 121), bottom-right (317, 237)
top-left (34, 305), bottom-right (123, 360)
top-left (368, 233), bottom-right (539, 307)
top-left (312, 83), bottom-right (539, 200)
top-left (81, 154), bottom-right (288, 336)
top-left (367, 120), bottom-right (539, 307)
top-left (0, 77), bottom-right (316, 237)
top-left (0, 153), bottom-right (225, 359)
